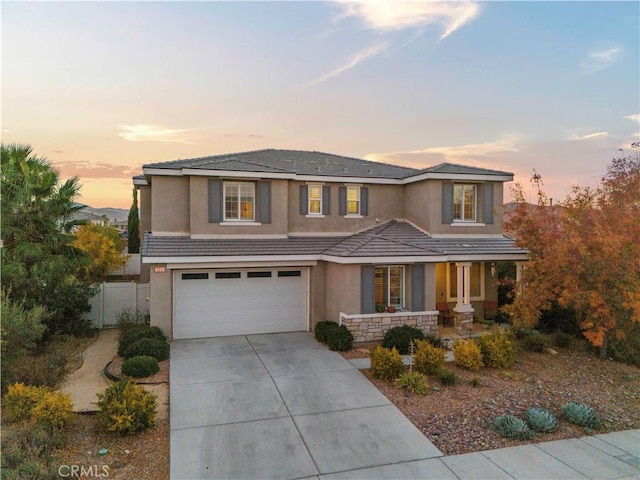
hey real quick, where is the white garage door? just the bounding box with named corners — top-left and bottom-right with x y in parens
top-left (173, 268), bottom-right (308, 339)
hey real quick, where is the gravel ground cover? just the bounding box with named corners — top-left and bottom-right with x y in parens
top-left (346, 339), bottom-right (640, 455)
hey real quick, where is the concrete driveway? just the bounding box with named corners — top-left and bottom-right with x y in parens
top-left (170, 332), bottom-right (442, 479)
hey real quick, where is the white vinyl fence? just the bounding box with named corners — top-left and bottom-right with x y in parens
top-left (107, 253), bottom-right (141, 276)
top-left (86, 282), bottom-right (150, 328)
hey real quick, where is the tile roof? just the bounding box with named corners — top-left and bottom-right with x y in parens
top-left (142, 221), bottom-right (528, 260)
top-left (143, 149), bottom-right (418, 179)
top-left (416, 162), bottom-right (514, 177)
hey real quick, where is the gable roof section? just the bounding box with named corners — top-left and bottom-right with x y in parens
top-left (141, 149), bottom-right (513, 182)
top-left (142, 220), bottom-right (528, 264)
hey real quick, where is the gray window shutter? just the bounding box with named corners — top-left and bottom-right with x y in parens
top-left (360, 187), bottom-right (369, 216)
top-left (209, 179), bottom-right (222, 223)
top-left (361, 265), bottom-right (375, 314)
top-left (257, 181), bottom-right (271, 224)
top-left (339, 186), bottom-right (347, 216)
top-left (411, 264), bottom-right (425, 312)
top-left (483, 183), bottom-right (494, 224)
top-left (322, 185), bottom-right (331, 215)
top-left (441, 181), bottom-right (453, 224)
top-left (299, 185), bottom-right (308, 215)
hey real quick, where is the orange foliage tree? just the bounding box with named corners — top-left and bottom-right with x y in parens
top-left (73, 223), bottom-right (129, 282)
top-left (505, 152), bottom-right (640, 360)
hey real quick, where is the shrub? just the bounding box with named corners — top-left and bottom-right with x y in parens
top-left (476, 330), bottom-right (517, 369)
top-left (326, 325), bottom-right (354, 352)
top-left (493, 415), bottom-right (533, 440)
top-left (470, 377), bottom-right (481, 388)
top-left (524, 407), bottom-right (558, 433)
top-left (563, 402), bottom-right (603, 429)
top-left (314, 321), bottom-right (339, 344)
top-left (437, 368), bottom-right (458, 386)
top-left (554, 332), bottom-right (573, 348)
top-left (124, 337), bottom-right (170, 361)
top-left (396, 371), bottom-right (428, 394)
top-left (370, 346), bottom-right (405, 381)
top-left (1, 423), bottom-right (62, 478)
top-left (122, 355), bottom-right (160, 378)
top-left (0, 294), bottom-right (47, 363)
top-left (522, 331), bottom-right (549, 352)
top-left (423, 334), bottom-right (445, 348)
top-left (414, 339), bottom-right (446, 374)
top-left (118, 325), bottom-right (167, 357)
top-left (453, 339), bottom-right (484, 371)
top-left (4, 383), bottom-right (48, 422)
top-left (32, 391), bottom-right (74, 431)
top-left (382, 325), bottom-right (425, 354)
top-left (97, 379), bottom-right (157, 435)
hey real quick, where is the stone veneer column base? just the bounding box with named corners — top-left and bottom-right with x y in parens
top-left (454, 311), bottom-right (474, 337)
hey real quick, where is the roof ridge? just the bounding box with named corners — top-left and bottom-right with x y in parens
top-left (370, 221), bottom-right (437, 253)
top-left (334, 220), bottom-right (396, 256)
top-left (229, 157), bottom-right (291, 173)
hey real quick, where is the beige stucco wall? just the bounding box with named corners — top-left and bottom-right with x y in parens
top-left (189, 177), bottom-right (289, 236)
top-left (149, 266), bottom-right (173, 339)
top-left (309, 262), bottom-right (326, 331)
top-left (151, 176), bottom-right (190, 234)
top-left (139, 184), bottom-right (152, 283)
top-left (325, 263), bottom-right (361, 323)
top-left (288, 182), bottom-right (405, 233)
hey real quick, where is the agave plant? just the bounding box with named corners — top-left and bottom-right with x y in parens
top-left (396, 371), bottom-right (429, 395)
top-left (563, 402), bottom-right (603, 429)
top-left (493, 415), bottom-right (533, 440)
top-left (524, 407), bottom-right (558, 432)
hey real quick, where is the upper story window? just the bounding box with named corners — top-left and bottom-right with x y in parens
top-left (224, 181), bottom-right (255, 221)
top-left (346, 186), bottom-right (360, 215)
top-left (453, 184), bottom-right (476, 222)
top-left (308, 185), bottom-right (323, 215)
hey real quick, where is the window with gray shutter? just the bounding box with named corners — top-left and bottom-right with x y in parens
top-left (322, 185), bottom-right (331, 215)
top-left (257, 181), bottom-right (271, 223)
top-left (299, 185), bottom-right (308, 215)
top-left (339, 186), bottom-right (347, 216)
top-left (209, 179), bottom-right (222, 223)
top-left (441, 181), bottom-right (453, 224)
top-left (411, 264), bottom-right (425, 311)
top-left (483, 183), bottom-right (494, 224)
top-left (361, 187), bottom-right (369, 216)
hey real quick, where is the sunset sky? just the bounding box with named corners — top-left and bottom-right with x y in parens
top-left (3, 1), bottom-right (639, 209)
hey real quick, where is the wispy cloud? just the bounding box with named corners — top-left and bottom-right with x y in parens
top-left (335, 1), bottom-right (481, 40)
top-left (624, 113), bottom-right (640, 123)
top-left (118, 124), bottom-right (199, 144)
top-left (581, 46), bottom-right (624, 73)
top-left (571, 131), bottom-right (609, 141)
top-left (304, 42), bottom-right (389, 87)
top-left (307, 1), bottom-right (480, 86)
top-left (54, 160), bottom-right (140, 179)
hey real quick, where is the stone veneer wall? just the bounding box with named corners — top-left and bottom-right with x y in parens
top-left (340, 312), bottom-right (439, 343)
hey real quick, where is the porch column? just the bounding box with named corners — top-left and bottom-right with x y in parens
top-left (454, 262), bottom-right (473, 313)
top-left (515, 261), bottom-right (526, 297)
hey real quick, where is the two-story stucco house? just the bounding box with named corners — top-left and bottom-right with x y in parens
top-left (133, 149), bottom-right (528, 341)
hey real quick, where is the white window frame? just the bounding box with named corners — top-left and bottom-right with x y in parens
top-left (374, 265), bottom-right (404, 309)
top-left (223, 181), bottom-right (255, 222)
top-left (346, 185), bottom-right (361, 216)
top-left (453, 184), bottom-right (477, 222)
top-left (446, 261), bottom-right (485, 302)
top-left (307, 184), bottom-right (323, 216)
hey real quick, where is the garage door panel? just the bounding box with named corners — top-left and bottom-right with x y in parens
top-left (173, 269), bottom-right (308, 339)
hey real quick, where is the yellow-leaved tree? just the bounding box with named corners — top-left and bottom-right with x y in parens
top-left (73, 223), bottom-right (129, 282)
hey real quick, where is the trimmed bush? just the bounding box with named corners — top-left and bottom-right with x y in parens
top-left (118, 325), bottom-right (167, 357)
top-left (437, 368), bottom-right (458, 386)
top-left (453, 339), bottom-right (484, 371)
top-left (124, 337), bottom-right (170, 361)
top-left (326, 325), bottom-right (354, 352)
top-left (122, 355), bottom-right (160, 378)
top-left (31, 391), bottom-right (74, 431)
top-left (396, 371), bottom-right (428, 394)
top-left (524, 407), bottom-right (558, 433)
top-left (563, 402), bottom-right (603, 429)
top-left (522, 331), bottom-right (549, 352)
top-left (314, 321), bottom-right (339, 344)
top-left (493, 415), bottom-right (533, 440)
top-left (382, 325), bottom-right (425, 354)
top-left (476, 330), bottom-right (517, 369)
top-left (97, 379), bottom-right (157, 435)
top-left (370, 346), bottom-right (405, 381)
top-left (414, 339), bottom-right (446, 374)
top-left (4, 383), bottom-right (48, 422)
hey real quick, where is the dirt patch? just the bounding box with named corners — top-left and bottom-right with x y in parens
top-left (347, 339), bottom-right (640, 455)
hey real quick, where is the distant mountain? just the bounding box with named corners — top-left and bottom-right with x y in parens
top-left (76, 205), bottom-right (129, 223)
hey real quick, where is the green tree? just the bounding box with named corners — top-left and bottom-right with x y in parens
top-left (1, 143), bottom-right (95, 334)
top-left (127, 188), bottom-right (140, 254)
top-left (505, 152), bottom-right (640, 361)
top-left (73, 223), bottom-right (129, 281)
